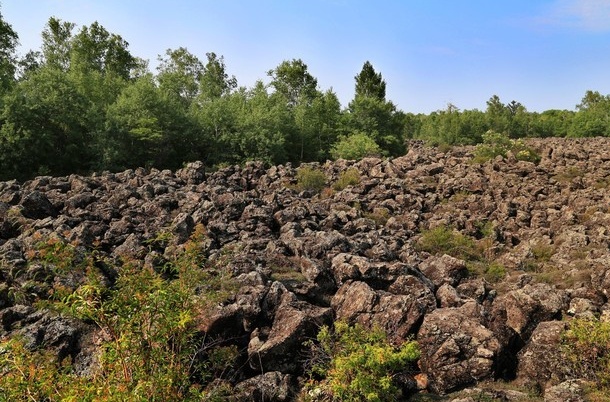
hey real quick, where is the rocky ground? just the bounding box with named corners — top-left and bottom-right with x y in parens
top-left (2, 138), bottom-right (610, 401)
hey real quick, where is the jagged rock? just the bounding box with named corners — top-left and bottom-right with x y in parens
top-left (332, 280), bottom-right (435, 342)
top-left (330, 253), bottom-right (415, 287)
top-left (516, 321), bottom-right (571, 391)
top-left (3, 139), bottom-right (610, 397)
top-left (418, 302), bottom-right (501, 394)
top-left (436, 283), bottom-right (463, 307)
top-left (490, 282), bottom-right (568, 340)
top-left (544, 379), bottom-right (586, 402)
top-left (419, 254), bottom-right (469, 288)
top-left (248, 291), bottom-right (332, 373)
top-left (20, 191), bottom-right (57, 219)
top-left (232, 371), bottom-right (295, 401)
top-left (449, 387), bottom-right (532, 402)
top-left (171, 212), bottom-right (195, 244)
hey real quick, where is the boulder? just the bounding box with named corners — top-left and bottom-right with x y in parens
top-left (417, 303), bottom-right (501, 394)
top-left (332, 280), bottom-right (435, 343)
top-left (20, 191), bottom-right (57, 219)
top-left (248, 292), bottom-right (332, 373)
top-left (516, 321), bottom-right (571, 391)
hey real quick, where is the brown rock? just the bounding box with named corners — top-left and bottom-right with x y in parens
top-left (418, 303), bottom-right (501, 394)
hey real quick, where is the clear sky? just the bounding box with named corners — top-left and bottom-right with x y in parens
top-left (2, 0), bottom-right (610, 114)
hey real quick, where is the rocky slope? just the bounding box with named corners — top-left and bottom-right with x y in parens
top-left (2, 138), bottom-right (610, 400)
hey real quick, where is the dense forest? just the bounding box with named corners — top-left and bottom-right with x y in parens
top-left (1, 11), bottom-right (610, 181)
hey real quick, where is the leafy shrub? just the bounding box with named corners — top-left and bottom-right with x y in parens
top-left (296, 166), bottom-right (327, 193)
top-left (0, 224), bottom-right (238, 401)
top-left (553, 166), bottom-right (584, 183)
top-left (562, 318), bottom-right (610, 389)
top-left (416, 225), bottom-right (481, 262)
top-left (331, 132), bottom-right (382, 160)
top-left (473, 130), bottom-right (540, 164)
top-left (302, 322), bottom-right (420, 402)
top-left (333, 167), bottom-right (361, 191)
top-left (363, 207), bottom-right (391, 227)
top-left (483, 262), bottom-right (506, 283)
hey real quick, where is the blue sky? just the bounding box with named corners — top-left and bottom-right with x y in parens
top-left (2, 0), bottom-right (610, 113)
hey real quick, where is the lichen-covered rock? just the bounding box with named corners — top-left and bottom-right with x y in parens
top-left (248, 292), bottom-right (332, 373)
top-left (417, 303), bottom-right (501, 394)
top-left (516, 321), bottom-right (571, 391)
top-left (332, 279), bottom-right (435, 342)
top-left (544, 379), bottom-right (586, 402)
top-left (232, 371), bottom-right (296, 401)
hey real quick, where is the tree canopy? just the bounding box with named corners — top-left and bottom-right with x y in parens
top-left (0, 13), bottom-right (608, 181)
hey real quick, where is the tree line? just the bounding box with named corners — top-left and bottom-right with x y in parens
top-left (0, 11), bottom-right (608, 181)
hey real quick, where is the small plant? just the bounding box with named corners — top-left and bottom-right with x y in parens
top-left (333, 168), bottom-right (361, 191)
top-left (331, 132), bottom-right (382, 160)
top-left (364, 207), bottom-right (391, 227)
top-left (416, 226), bottom-right (481, 262)
top-left (483, 262), bottom-right (506, 283)
top-left (530, 242), bottom-right (555, 262)
top-left (302, 322), bottom-right (420, 401)
top-left (553, 166), bottom-right (584, 184)
top-left (295, 166), bottom-right (327, 193)
top-left (562, 317), bottom-right (610, 392)
top-left (473, 130), bottom-right (540, 164)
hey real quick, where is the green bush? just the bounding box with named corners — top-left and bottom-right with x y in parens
top-left (416, 226), bottom-right (481, 262)
top-left (302, 322), bottom-right (420, 402)
top-left (483, 262), bottom-right (506, 283)
top-left (333, 167), bottom-right (361, 191)
top-left (331, 132), bottom-right (382, 160)
top-left (0, 224), bottom-right (238, 401)
top-left (296, 166), bottom-right (327, 193)
top-left (562, 318), bottom-right (610, 389)
top-left (473, 130), bottom-right (540, 164)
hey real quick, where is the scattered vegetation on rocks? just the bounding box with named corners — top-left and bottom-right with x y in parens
top-left (302, 322), bottom-right (420, 401)
top-left (473, 130), bottom-right (541, 164)
top-left (0, 224), bottom-right (238, 401)
top-left (562, 317), bottom-right (610, 398)
top-left (295, 166), bottom-right (327, 193)
top-left (332, 168), bottom-right (361, 191)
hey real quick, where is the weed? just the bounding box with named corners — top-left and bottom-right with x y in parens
top-left (553, 166), bottom-right (584, 184)
top-left (562, 318), bottom-right (610, 391)
top-left (364, 207), bottom-right (391, 227)
top-left (484, 262), bottom-right (507, 283)
top-left (295, 167), bottom-right (327, 193)
top-left (301, 322), bottom-right (420, 401)
top-left (473, 131), bottom-right (540, 164)
top-left (416, 226), bottom-right (481, 262)
top-left (333, 168), bottom-right (361, 191)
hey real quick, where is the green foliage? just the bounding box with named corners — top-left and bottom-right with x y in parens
top-left (482, 262), bottom-right (506, 283)
top-left (416, 105), bottom-right (486, 146)
top-left (331, 132), bottom-right (382, 160)
top-left (345, 95), bottom-right (406, 157)
top-left (562, 318), bottom-right (610, 391)
top-left (0, 224), bottom-right (238, 401)
top-left (268, 58), bottom-right (318, 107)
top-left (355, 61), bottom-right (386, 101)
top-left (302, 322), bottom-right (420, 402)
top-left (364, 207), bottom-right (391, 227)
top-left (0, 8), bottom-right (610, 180)
top-left (552, 166), bottom-right (584, 183)
top-left (295, 166), bottom-right (327, 193)
top-left (0, 7), bottom-right (18, 92)
top-left (0, 66), bottom-right (93, 179)
top-left (416, 226), bottom-right (481, 262)
top-left (473, 130), bottom-right (541, 164)
top-left (333, 168), bottom-right (361, 190)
